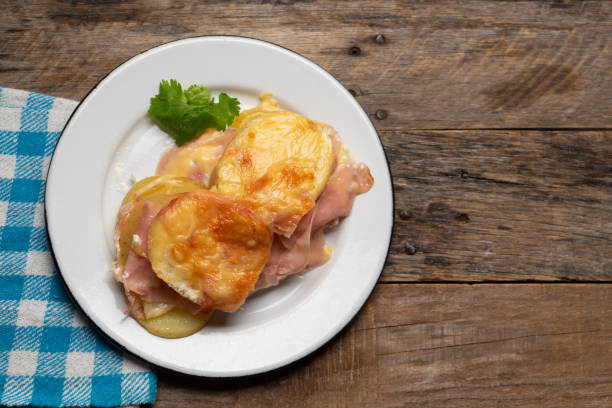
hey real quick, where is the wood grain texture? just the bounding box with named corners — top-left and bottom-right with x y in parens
top-left (0, 0), bottom-right (611, 128)
top-left (2, 2), bottom-right (611, 406)
top-left (154, 284), bottom-right (612, 408)
top-left (384, 129), bottom-right (612, 281)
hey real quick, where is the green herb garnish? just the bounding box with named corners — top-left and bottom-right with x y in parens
top-left (147, 79), bottom-right (240, 146)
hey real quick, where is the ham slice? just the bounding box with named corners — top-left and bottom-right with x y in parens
top-left (311, 162), bottom-right (373, 233)
top-left (255, 209), bottom-right (316, 290)
top-left (156, 128), bottom-right (237, 186)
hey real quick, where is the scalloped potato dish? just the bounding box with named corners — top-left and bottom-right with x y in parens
top-left (112, 91), bottom-right (373, 338)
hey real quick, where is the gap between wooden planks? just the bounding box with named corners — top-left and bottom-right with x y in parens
top-left (154, 284), bottom-right (612, 408)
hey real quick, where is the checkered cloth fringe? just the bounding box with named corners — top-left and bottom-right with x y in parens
top-left (0, 87), bottom-right (157, 407)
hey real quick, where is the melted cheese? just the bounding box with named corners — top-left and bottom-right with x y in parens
top-left (156, 128), bottom-right (236, 187)
top-left (147, 190), bottom-right (273, 313)
top-left (212, 94), bottom-right (334, 237)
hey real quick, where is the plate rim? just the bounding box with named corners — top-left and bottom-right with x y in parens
top-left (45, 35), bottom-right (395, 378)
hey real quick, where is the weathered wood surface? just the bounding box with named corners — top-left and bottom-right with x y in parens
top-left (1, 0), bottom-right (611, 129)
top-left (155, 284), bottom-right (612, 408)
top-left (385, 129), bottom-right (612, 282)
top-left (2, 1), bottom-right (611, 407)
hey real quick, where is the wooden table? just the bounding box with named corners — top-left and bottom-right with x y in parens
top-left (2, 1), bottom-right (610, 406)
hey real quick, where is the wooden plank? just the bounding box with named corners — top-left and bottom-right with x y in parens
top-left (1, 0), bottom-right (610, 128)
top-left (154, 284), bottom-right (612, 408)
top-left (384, 129), bottom-right (612, 282)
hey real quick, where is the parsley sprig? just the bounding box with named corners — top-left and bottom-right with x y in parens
top-left (147, 79), bottom-right (240, 146)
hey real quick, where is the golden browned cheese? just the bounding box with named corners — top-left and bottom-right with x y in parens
top-left (147, 191), bottom-right (273, 313)
top-left (212, 94), bottom-right (335, 237)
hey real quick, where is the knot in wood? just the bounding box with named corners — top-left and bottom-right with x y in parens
top-left (404, 241), bottom-right (417, 255)
top-left (455, 213), bottom-right (470, 222)
top-left (399, 210), bottom-right (412, 220)
top-left (375, 109), bottom-right (388, 120)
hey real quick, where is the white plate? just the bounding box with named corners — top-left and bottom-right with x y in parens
top-left (46, 36), bottom-right (393, 377)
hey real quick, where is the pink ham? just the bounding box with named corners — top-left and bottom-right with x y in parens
top-left (255, 209), bottom-right (316, 290)
top-left (311, 162), bottom-right (373, 233)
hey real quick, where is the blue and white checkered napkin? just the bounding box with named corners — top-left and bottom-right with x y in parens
top-left (0, 87), bottom-right (157, 407)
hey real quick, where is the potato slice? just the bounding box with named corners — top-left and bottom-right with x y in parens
top-left (114, 176), bottom-right (205, 270)
top-left (137, 308), bottom-right (213, 339)
top-left (148, 191), bottom-right (273, 313)
top-left (121, 175), bottom-right (204, 207)
top-left (213, 95), bottom-right (334, 237)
